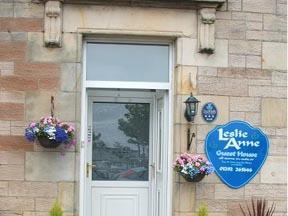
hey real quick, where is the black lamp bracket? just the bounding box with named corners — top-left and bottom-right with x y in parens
top-left (187, 126), bottom-right (196, 151)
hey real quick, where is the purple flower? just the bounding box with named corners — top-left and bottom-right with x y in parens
top-left (25, 128), bottom-right (36, 142)
top-left (55, 126), bottom-right (68, 143)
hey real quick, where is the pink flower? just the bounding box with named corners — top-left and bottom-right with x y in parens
top-left (68, 126), bottom-right (74, 132)
top-left (29, 122), bottom-right (36, 127)
top-left (195, 162), bottom-right (201, 167)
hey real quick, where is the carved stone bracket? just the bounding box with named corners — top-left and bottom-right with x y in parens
top-left (198, 8), bottom-right (216, 54)
top-left (44, 0), bottom-right (63, 48)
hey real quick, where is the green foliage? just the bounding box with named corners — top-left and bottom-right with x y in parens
top-left (197, 204), bottom-right (208, 216)
top-left (50, 200), bottom-right (63, 216)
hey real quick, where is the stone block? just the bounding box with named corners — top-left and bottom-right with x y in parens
top-left (262, 98), bottom-right (287, 127)
top-left (177, 38), bottom-right (228, 67)
top-left (272, 71), bottom-right (287, 87)
top-left (173, 183), bottom-right (180, 211)
top-left (246, 55), bottom-right (261, 69)
top-left (229, 40), bottom-right (261, 55)
top-left (198, 67), bottom-right (217, 77)
top-left (175, 66), bottom-right (197, 94)
top-left (230, 97), bottom-right (260, 112)
top-left (216, 12), bottom-right (231, 20)
top-left (245, 184), bottom-right (286, 199)
top-left (262, 42), bottom-right (287, 70)
top-left (277, 3), bottom-right (287, 15)
top-left (35, 198), bottom-right (55, 211)
top-left (0, 181), bottom-right (8, 196)
top-left (215, 184), bottom-right (244, 200)
top-left (232, 12), bottom-right (262, 22)
top-left (0, 61), bottom-right (14, 76)
top-left (0, 151), bottom-right (24, 164)
top-left (27, 33), bottom-right (77, 63)
top-left (0, 165), bottom-right (24, 180)
top-left (196, 184), bottom-right (215, 199)
top-left (230, 111), bottom-right (245, 120)
top-left (0, 103), bottom-right (23, 121)
top-left (196, 199), bottom-right (228, 212)
top-left (0, 197), bottom-right (34, 211)
top-left (276, 128), bottom-right (287, 136)
top-left (0, 3), bottom-right (13, 17)
top-left (0, 17), bottom-right (43, 32)
top-left (229, 55), bottom-right (246, 68)
top-left (0, 120), bottom-right (10, 135)
top-left (227, 0), bottom-right (241, 11)
top-left (269, 137), bottom-right (287, 155)
top-left (248, 79), bottom-right (271, 86)
top-left (198, 76), bottom-right (248, 96)
top-left (261, 156), bottom-right (287, 183)
top-left (61, 63), bottom-right (77, 92)
top-left (9, 181), bottom-right (57, 197)
top-left (0, 91), bottom-right (25, 103)
top-left (249, 86), bottom-right (286, 98)
top-left (196, 124), bottom-right (216, 140)
top-left (0, 41), bottom-right (26, 61)
top-left (243, 0), bottom-right (276, 13)
top-left (246, 21), bottom-right (262, 31)
top-left (247, 31), bottom-right (286, 42)
top-left (10, 121), bottom-right (27, 136)
top-left (14, 2), bottom-right (44, 18)
top-left (264, 15), bottom-right (286, 32)
top-left (0, 32), bottom-right (27, 42)
top-left (58, 182), bottom-right (74, 212)
top-left (179, 183), bottom-right (195, 212)
top-left (245, 112), bottom-right (261, 125)
top-left (63, 5), bottom-right (197, 37)
top-left (0, 135), bottom-right (33, 151)
top-left (215, 20), bottom-right (246, 40)
top-left (26, 91), bottom-right (76, 122)
top-left (25, 152), bottom-right (75, 181)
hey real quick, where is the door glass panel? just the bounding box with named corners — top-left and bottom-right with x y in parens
top-left (92, 102), bottom-right (150, 181)
top-left (86, 43), bottom-right (169, 82)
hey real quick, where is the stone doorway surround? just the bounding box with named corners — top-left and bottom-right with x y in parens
top-left (36, 0), bottom-right (225, 54)
top-left (27, 1), bottom-right (228, 216)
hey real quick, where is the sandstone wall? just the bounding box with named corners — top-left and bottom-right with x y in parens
top-left (0, 1), bottom-right (286, 216)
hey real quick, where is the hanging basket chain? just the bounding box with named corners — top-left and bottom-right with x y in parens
top-left (51, 96), bottom-right (55, 117)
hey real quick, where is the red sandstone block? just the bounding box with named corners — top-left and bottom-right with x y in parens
top-left (0, 42), bottom-right (26, 61)
top-left (0, 76), bottom-right (38, 91)
top-left (38, 77), bottom-right (59, 90)
top-left (0, 18), bottom-right (43, 32)
top-left (15, 62), bottom-right (60, 78)
top-left (0, 136), bottom-right (33, 151)
top-left (0, 103), bottom-right (24, 121)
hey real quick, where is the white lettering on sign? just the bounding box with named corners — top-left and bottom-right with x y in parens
top-left (218, 128), bottom-right (260, 150)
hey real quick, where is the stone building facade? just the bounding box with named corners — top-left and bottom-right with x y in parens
top-left (0, 0), bottom-right (286, 216)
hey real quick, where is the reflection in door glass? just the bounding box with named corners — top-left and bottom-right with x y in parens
top-left (92, 102), bottom-right (150, 181)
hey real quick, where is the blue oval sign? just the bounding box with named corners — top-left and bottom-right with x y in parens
top-left (202, 102), bottom-right (217, 123)
top-left (205, 121), bottom-right (269, 189)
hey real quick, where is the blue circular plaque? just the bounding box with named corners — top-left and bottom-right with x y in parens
top-left (202, 102), bottom-right (217, 122)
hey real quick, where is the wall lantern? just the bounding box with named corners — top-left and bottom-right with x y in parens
top-left (184, 93), bottom-right (200, 151)
top-left (184, 93), bottom-right (200, 123)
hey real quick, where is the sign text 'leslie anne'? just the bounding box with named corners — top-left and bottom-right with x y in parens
top-left (218, 128), bottom-right (260, 150)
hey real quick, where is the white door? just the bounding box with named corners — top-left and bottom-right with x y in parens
top-left (152, 92), bottom-right (167, 216)
top-left (86, 90), bottom-right (169, 216)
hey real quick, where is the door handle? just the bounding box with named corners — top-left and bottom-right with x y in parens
top-left (150, 163), bottom-right (156, 182)
top-left (86, 162), bottom-right (96, 177)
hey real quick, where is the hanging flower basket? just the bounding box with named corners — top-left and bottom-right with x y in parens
top-left (25, 116), bottom-right (76, 152)
top-left (37, 136), bottom-right (61, 149)
top-left (180, 173), bottom-right (206, 182)
top-left (174, 153), bottom-right (214, 183)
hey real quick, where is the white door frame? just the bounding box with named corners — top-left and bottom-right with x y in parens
top-left (79, 38), bottom-right (174, 216)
